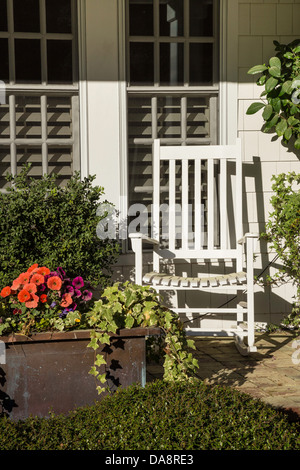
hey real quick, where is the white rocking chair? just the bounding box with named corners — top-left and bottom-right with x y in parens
top-left (129, 139), bottom-right (258, 355)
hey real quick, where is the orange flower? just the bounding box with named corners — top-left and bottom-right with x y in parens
top-left (30, 273), bottom-right (45, 286)
top-left (18, 289), bottom-right (31, 303)
top-left (25, 294), bottom-right (39, 309)
top-left (40, 294), bottom-right (47, 303)
top-left (60, 293), bottom-right (72, 308)
top-left (11, 276), bottom-right (21, 290)
top-left (23, 283), bottom-right (37, 295)
top-left (18, 272), bottom-right (30, 285)
top-left (47, 276), bottom-right (62, 291)
top-left (0, 286), bottom-right (11, 298)
top-left (37, 266), bottom-right (50, 276)
top-left (27, 263), bottom-right (39, 274)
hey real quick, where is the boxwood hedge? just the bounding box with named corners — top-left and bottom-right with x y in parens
top-left (0, 380), bottom-right (299, 450)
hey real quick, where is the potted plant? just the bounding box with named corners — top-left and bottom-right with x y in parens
top-left (0, 264), bottom-right (198, 421)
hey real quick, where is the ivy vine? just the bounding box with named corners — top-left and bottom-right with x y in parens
top-left (246, 39), bottom-right (300, 150)
top-left (85, 282), bottom-right (199, 394)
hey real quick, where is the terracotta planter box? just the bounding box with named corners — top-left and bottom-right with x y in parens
top-left (0, 327), bottom-right (161, 421)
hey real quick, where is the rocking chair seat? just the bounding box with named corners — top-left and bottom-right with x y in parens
top-left (143, 271), bottom-right (247, 288)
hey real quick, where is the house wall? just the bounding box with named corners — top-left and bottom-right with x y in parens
top-left (237, 0), bottom-right (300, 324)
top-left (84, 0), bottom-right (123, 208)
top-left (81, 0), bottom-right (300, 327)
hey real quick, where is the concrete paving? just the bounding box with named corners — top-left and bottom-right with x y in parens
top-left (146, 331), bottom-right (300, 419)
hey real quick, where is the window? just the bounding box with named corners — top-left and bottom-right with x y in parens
top-left (126, 0), bottom-right (219, 237)
top-left (0, 0), bottom-right (79, 189)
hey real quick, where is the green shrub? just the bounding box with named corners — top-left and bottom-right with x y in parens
top-left (0, 166), bottom-right (119, 289)
top-left (262, 172), bottom-right (300, 327)
top-left (1, 380), bottom-right (299, 450)
top-left (246, 39), bottom-right (300, 150)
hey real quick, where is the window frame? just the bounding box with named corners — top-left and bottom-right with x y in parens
top-left (126, 0), bottom-right (219, 90)
top-left (0, 0), bottom-right (80, 186)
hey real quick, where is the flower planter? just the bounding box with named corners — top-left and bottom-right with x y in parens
top-left (0, 327), bottom-right (161, 421)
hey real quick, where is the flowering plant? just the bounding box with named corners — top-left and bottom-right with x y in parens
top-left (0, 264), bottom-right (94, 335)
top-left (0, 271), bottom-right (199, 395)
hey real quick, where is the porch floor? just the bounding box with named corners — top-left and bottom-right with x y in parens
top-left (146, 331), bottom-right (300, 419)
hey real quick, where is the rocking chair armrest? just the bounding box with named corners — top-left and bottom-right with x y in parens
top-left (237, 233), bottom-right (259, 245)
top-left (129, 233), bottom-right (159, 285)
top-left (129, 233), bottom-right (160, 245)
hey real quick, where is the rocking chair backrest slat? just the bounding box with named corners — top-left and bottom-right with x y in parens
top-left (207, 158), bottom-right (214, 251)
top-left (152, 138), bottom-right (243, 261)
top-left (220, 158), bottom-right (228, 250)
top-left (194, 158), bottom-right (202, 250)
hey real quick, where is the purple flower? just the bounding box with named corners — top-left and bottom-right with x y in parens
top-left (72, 276), bottom-right (84, 289)
top-left (50, 301), bottom-right (57, 308)
top-left (65, 285), bottom-right (74, 296)
top-left (74, 289), bottom-right (82, 298)
top-left (82, 290), bottom-right (93, 301)
top-left (59, 309), bottom-right (69, 318)
top-left (44, 272), bottom-right (58, 283)
top-left (56, 267), bottom-right (66, 278)
top-left (39, 283), bottom-right (46, 292)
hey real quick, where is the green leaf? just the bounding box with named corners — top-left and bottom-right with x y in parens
top-left (287, 116), bottom-right (299, 126)
top-left (247, 64), bottom-right (267, 75)
top-left (270, 97), bottom-right (281, 113)
top-left (276, 119), bottom-right (288, 136)
top-left (246, 102), bottom-right (265, 115)
top-left (293, 45), bottom-right (300, 54)
top-left (269, 66), bottom-right (281, 78)
top-left (97, 373), bottom-right (107, 384)
top-left (89, 366), bottom-right (99, 377)
top-left (288, 105), bottom-right (298, 116)
top-left (295, 138), bottom-right (300, 150)
top-left (284, 127), bottom-right (293, 141)
top-left (265, 77), bottom-right (278, 93)
top-left (262, 104), bottom-right (273, 121)
top-left (88, 337), bottom-right (99, 351)
top-left (257, 75), bottom-right (266, 86)
top-left (100, 332), bottom-right (111, 344)
top-left (125, 314), bottom-right (135, 329)
top-left (284, 52), bottom-right (294, 59)
top-left (279, 80), bottom-right (293, 96)
top-left (269, 56), bottom-right (281, 69)
top-left (187, 339), bottom-right (196, 349)
top-left (263, 113), bottom-right (279, 131)
top-left (95, 354), bottom-right (106, 367)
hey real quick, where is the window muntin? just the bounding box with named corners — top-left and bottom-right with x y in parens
top-left (0, 0), bottom-right (79, 189)
top-left (128, 94), bottom-right (217, 207)
top-left (127, 0), bottom-right (217, 87)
